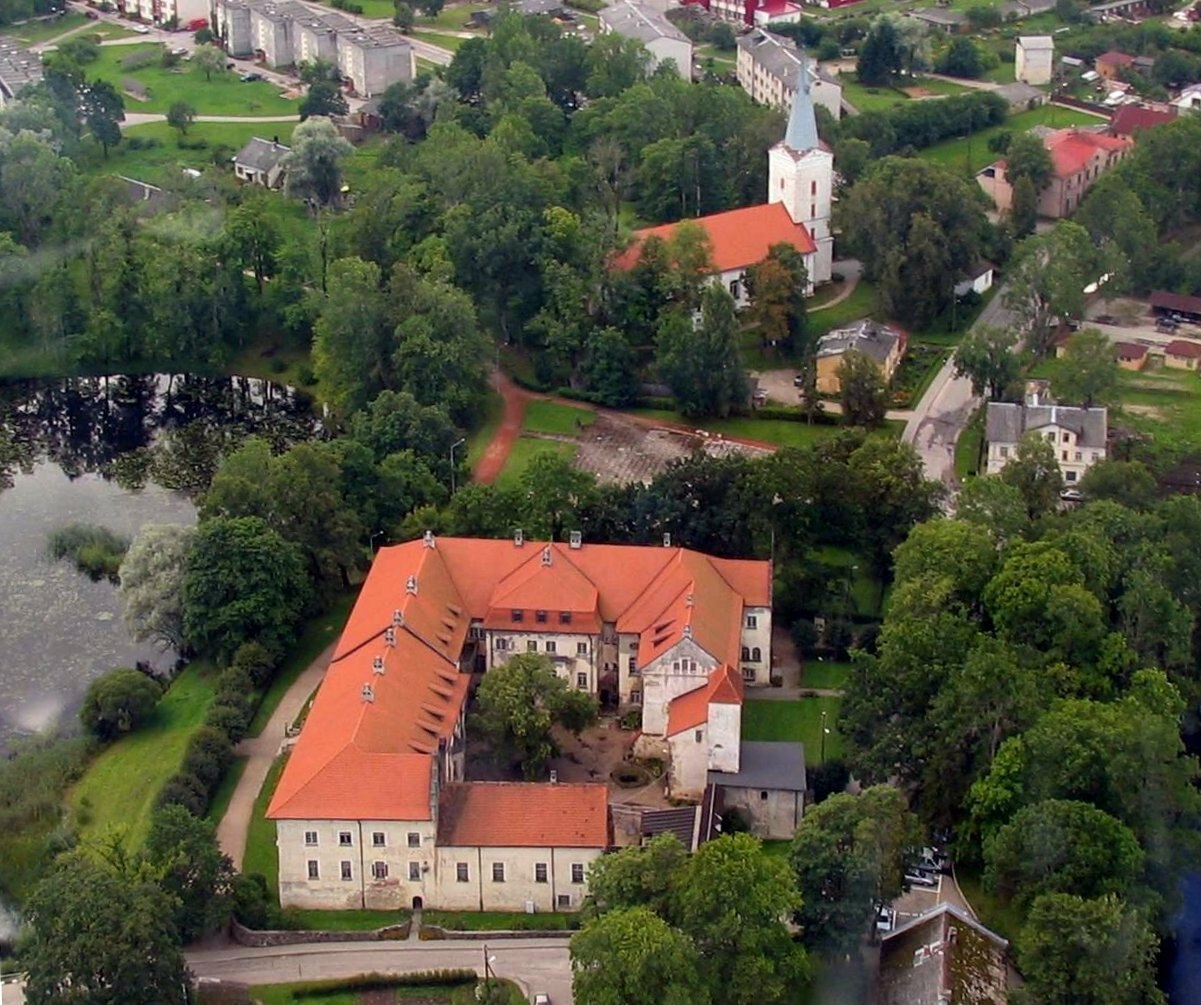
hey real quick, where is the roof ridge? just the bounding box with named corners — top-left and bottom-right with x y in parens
top-left (613, 547), bottom-right (681, 623)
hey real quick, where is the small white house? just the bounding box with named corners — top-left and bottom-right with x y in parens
top-left (1016, 35), bottom-right (1054, 85)
top-left (233, 136), bottom-right (290, 188)
top-left (954, 260), bottom-right (995, 298)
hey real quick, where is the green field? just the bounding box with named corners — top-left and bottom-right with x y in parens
top-left (809, 280), bottom-right (880, 338)
top-left (69, 663), bottom-right (217, 850)
top-left (522, 399), bottom-right (596, 436)
top-left (243, 754), bottom-right (287, 897)
top-left (415, 4), bottom-right (489, 30)
top-left (287, 908), bottom-right (411, 931)
top-left (410, 29), bottom-right (465, 51)
top-left (919, 103), bottom-right (1104, 175)
top-left (247, 979), bottom-right (523, 1005)
top-left (1112, 366), bottom-right (1201, 456)
top-left (742, 697), bottom-right (845, 763)
top-left (89, 43), bottom-right (298, 115)
top-left (838, 74), bottom-right (910, 113)
top-left (248, 590), bottom-right (358, 736)
top-left (76, 119), bottom-right (298, 185)
top-left (423, 909), bottom-right (578, 931)
top-left (466, 388), bottom-right (505, 469)
top-left (495, 436), bottom-right (578, 488)
top-left (0, 11), bottom-right (86, 43)
top-left (800, 660), bottom-right (852, 690)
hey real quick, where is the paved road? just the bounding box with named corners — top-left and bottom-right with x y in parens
top-left (2, 937), bottom-right (574, 1004)
top-left (902, 288), bottom-right (1016, 487)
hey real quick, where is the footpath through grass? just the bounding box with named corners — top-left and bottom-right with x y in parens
top-left (205, 755), bottom-right (248, 828)
top-left (465, 389), bottom-right (504, 469)
top-left (0, 11), bottom-right (86, 43)
top-left (248, 590), bottom-right (358, 737)
top-left (742, 696), bottom-right (845, 763)
top-left (69, 662), bottom-right (217, 851)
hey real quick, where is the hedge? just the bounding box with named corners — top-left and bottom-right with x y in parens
top-left (285, 970), bottom-right (478, 998)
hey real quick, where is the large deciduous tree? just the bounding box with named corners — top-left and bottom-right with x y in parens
top-left (79, 668), bottom-right (163, 740)
top-left (119, 523), bottom-right (195, 651)
top-left (282, 116), bottom-right (354, 208)
top-left (953, 325), bottom-right (1021, 400)
top-left (80, 79), bottom-right (125, 158)
top-left (1052, 328), bottom-right (1119, 407)
top-left (471, 653), bottom-right (599, 779)
top-left (999, 432), bottom-right (1064, 519)
top-left (838, 350), bottom-right (888, 428)
top-left (191, 43), bottom-right (226, 82)
top-left (656, 284), bottom-right (748, 418)
top-left (182, 515), bottom-right (310, 662)
top-left (144, 804), bottom-right (235, 942)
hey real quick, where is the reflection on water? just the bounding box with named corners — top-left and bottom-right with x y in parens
top-left (1170, 873), bottom-right (1201, 1005)
top-left (0, 373), bottom-right (320, 752)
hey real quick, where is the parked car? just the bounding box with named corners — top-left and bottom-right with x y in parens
top-left (240, 71), bottom-right (264, 82)
top-left (1157, 318), bottom-right (1179, 333)
top-left (132, 23), bottom-right (151, 33)
top-left (876, 907), bottom-right (896, 933)
top-left (533, 995), bottom-right (551, 1005)
top-left (85, 10), bottom-right (100, 18)
top-left (904, 868), bottom-right (938, 888)
top-left (185, 16), bottom-right (208, 30)
top-left (170, 46), bottom-right (188, 55)
top-left (918, 846), bottom-right (949, 873)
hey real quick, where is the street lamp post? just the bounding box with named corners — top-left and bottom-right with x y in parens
top-left (450, 437), bottom-right (466, 495)
top-left (820, 709), bottom-right (828, 764)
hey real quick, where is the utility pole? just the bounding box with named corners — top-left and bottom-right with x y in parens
top-left (450, 437), bottom-right (466, 495)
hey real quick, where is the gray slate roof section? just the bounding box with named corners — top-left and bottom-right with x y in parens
top-left (599, 0), bottom-right (688, 43)
top-left (996, 80), bottom-right (1045, 105)
top-left (0, 35), bottom-right (43, 98)
top-left (710, 741), bottom-right (807, 792)
top-left (985, 401), bottom-right (1108, 448)
top-left (640, 806), bottom-right (699, 849)
top-left (912, 8), bottom-right (966, 25)
top-left (816, 320), bottom-right (901, 365)
top-left (783, 51), bottom-right (819, 153)
top-left (235, 136), bottom-right (291, 172)
top-left (737, 30), bottom-right (837, 89)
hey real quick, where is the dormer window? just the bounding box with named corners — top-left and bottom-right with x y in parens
top-left (511, 610), bottom-right (524, 623)
top-left (559, 611), bottom-right (572, 625)
top-left (535, 610), bottom-right (548, 624)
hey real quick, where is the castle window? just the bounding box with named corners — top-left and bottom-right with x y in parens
top-left (373, 862), bottom-right (389, 880)
top-left (307, 860), bottom-right (319, 880)
top-left (340, 861), bottom-right (353, 881)
top-left (409, 862), bottom-right (421, 881)
top-left (536, 610), bottom-right (548, 624)
top-left (546, 641), bottom-right (557, 654)
top-left (457, 863), bottom-right (469, 882)
top-left (742, 646), bottom-right (751, 661)
top-left (560, 611), bottom-right (572, 624)
top-left (752, 647), bottom-right (762, 662)
top-left (511, 609), bottom-right (524, 623)
top-left (304, 831), bottom-right (318, 846)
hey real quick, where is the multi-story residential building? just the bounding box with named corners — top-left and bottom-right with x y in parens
top-left (598, 1), bottom-right (692, 77)
top-left (250, 0), bottom-right (308, 68)
top-left (336, 25), bottom-right (413, 96)
top-left (1015, 35), bottom-right (1053, 84)
top-left (735, 29), bottom-right (842, 118)
top-left (296, 11), bottom-right (354, 65)
top-left (267, 533), bottom-right (783, 909)
top-left (977, 127), bottom-right (1132, 218)
top-left (985, 391), bottom-right (1108, 484)
top-left (118, 0), bottom-right (208, 27)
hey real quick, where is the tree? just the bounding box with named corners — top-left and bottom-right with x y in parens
top-left (571, 907), bottom-right (709, 1005)
top-left (858, 17), bottom-right (903, 86)
top-left (194, 26), bottom-right (215, 43)
top-left (1000, 432), bottom-right (1064, 519)
top-left (655, 285), bottom-right (748, 418)
top-left (80, 78), bottom-right (125, 158)
top-left (1078, 460), bottom-right (1156, 509)
top-left (471, 653), bottom-right (599, 778)
top-left (1010, 175), bottom-right (1038, 238)
top-left (984, 799), bottom-right (1144, 908)
top-left (118, 524), bottom-right (195, 651)
top-left (584, 833), bottom-right (689, 918)
top-left (790, 785), bottom-right (920, 954)
top-left (21, 852), bottom-right (190, 1005)
top-left (282, 116), bottom-right (353, 207)
top-left (747, 244), bottom-right (809, 357)
top-left (1017, 894), bottom-right (1165, 1005)
top-left (393, 1), bottom-right (414, 29)
top-left (0, 131), bottom-right (75, 246)
top-left (936, 36), bottom-right (984, 79)
top-left (191, 44), bottom-right (226, 82)
top-left (182, 516), bottom-right (310, 663)
top-left (1053, 328), bottom-right (1119, 407)
top-left (312, 257), bottom-right (388, 412)
top-left (583, 327), bottom-right (637, 407)
top-left (420, 0), bottom-right (444, 13)
top-left (1005, 131), bottom-right (1053, 194)
top-left (674, 834), bottom-right (809, 1005)
top-left (838, 350), bottom-right (887, 428)
top-left (226, 196), bottom-right (281, 296)
top-left (839, 158), bottom-right (987, 328)
top-left (79, 668), bottom-right (163, 740)
top-left (955, 476), bottom-right (1029, 543)
top-left (953, 325), bottom-right (1021, 400)
top-left (144, 804), bottom-right (234, 942)
top-left (165, 100), bottom-right (195, 138)
top-left (299, 80), bottom-right (349, 120)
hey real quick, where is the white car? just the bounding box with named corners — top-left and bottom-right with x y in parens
top-left (132, 23), bottom-right (151, 32)
top-left (533, 996), bottom-right (550, 1005)
top-left (876, 907), bottom-right (896, 933)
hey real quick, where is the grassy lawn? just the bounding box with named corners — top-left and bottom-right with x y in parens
top-left (415, 3), bottom-right (489, 29)
top-left (920, 103), bottom-right (1104, 175)
top-left (205, 755), bottom-right (248, 828)
top-left (243, 754), bottom-right (287, 896)
top-left (466, 388), bottom-right (504, 469)
top-left (247, 979), bottom-right (522, 1005)
top-left (522, 399), bottom-right (596, 436)
top-left (76, 120), bottom-right (298, 186)
top-left (248, 590), bottom-right (359, 737)
top-left (809, 281), bottom-right (880, 338)
top-left (955, 407), bottom-right (985, 479)
top-left (70, 662), bottom-right (217, 851)
top-left (800, 660), bottom-right (851, 690)
top-left (410, 29), bottom-right (465, 51)
top-left (1109, 367), bottom-right (1201, 456)
top-left (423, 909), bottom-right (578, 931)
top-left (1, 11), bottom-right (86, 43)
top-left (813, 545), bottom-right (884, 617)
top-left (495, 436), bottom-right (577, 488)
top-left (742, 697), bottom-right (845, 763)
top-left (696, 43), bottom-right (737, 67)
top-left (287, 908), bottom-right (411, 931)
top-left (906, 75), bottom-right (972, 96)
top-left (89, 43), bottom-right (298, 115)
top-left (838, 74), bottom-right (910, 113)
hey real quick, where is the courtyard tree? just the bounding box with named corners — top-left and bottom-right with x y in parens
top-left (182, 515), bottom-right (310, 663)
top-left (655, 284), bottom-right (747, 418)
top-left (838, 350), bottom-right (888, 427)
top-left (571, 906), bottom-right (710, 1005)
top-left (747, 243), bottom-right (809, 357)
top-left (119, 523), bottom-right (196, 651)
top-left (999, 432), bottom-right (1064, 519)
top-left (282, 116), bottom-right (354, 208)
top-left (1053, 328), bottom-right (1119, 407)
top-left (145, 804), bottom-right (235, 941)
top-left (166, 100), bottom-right (195, 137)
top-left (191, 43), bottom-right (226, 82)
top-left (857, 17), bottom-right (903, 85)
top-left (1011, 175), bottom-right (1039, 238)
top-left (300, 80), bottom-right (349, 121)
top-left (1005, 131), bottom-right (1053, 195)
top-left (79, 668), bottom-right (163, 740)
top-left (954, 325), bottom-right (1021, 400)
top-left (21, 851), bottom-right (190, 1005)
top-left (471, 653), bottom-right (599, 779)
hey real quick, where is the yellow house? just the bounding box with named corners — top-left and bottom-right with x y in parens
top-left (814, 320), bottom-right (906, 395)
top-left (1164, 339), bottom-right (1201, 370)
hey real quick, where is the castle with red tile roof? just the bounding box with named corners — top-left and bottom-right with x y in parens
top-left (267, 533), bottom-right (774, 912)
top-left (613, 56), bottom-right (834, 307)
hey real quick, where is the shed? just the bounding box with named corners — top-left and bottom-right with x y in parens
top-left (233, 136), bottom-right (291, 189)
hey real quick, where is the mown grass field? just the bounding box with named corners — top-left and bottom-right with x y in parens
top-left (69, 662), bottom-right (217, 850)
top-left (742, 696), bottom-right (845, 763)
top-left (919, 103), bottom-right (1103, 175)
top-left (800, 659), bottom-right (852, 690)
top-left (423, 909), bottom-right (578, 930)
top-left (243, 754), bottom-right (287, 897)
top-left (89, 43), bottom-right (298, 115)
top-left (495, 436), bottom-right (577, 488)
top-left (522, 400), bottom-right (596, 436)
top-left (0, 11), bottom-right (85, 43)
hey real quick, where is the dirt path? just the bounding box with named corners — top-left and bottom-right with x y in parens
top-left (472, 371), bottom-right (531, 484)
top-left (215, 641), bottom-right (338, 870)
top-left (810, 259), bottom-right (863, 313)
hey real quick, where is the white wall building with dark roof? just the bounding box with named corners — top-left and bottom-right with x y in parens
top-left (736, 29), bottom-right (842, 119)
top-left (598, 0), bottom-right (691, 76)
top-left (985, 393), bottom-right (1108, 484)
top-left (336, 25), bottom-right (414, 97)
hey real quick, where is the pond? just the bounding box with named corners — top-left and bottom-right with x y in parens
top-left (0, 373), bottom-right (321, 753)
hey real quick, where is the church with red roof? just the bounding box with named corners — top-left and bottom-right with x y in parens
top-left (613, 57), bottom-right (834, 306)
top-left (267, 532), bottom-right (781, 912)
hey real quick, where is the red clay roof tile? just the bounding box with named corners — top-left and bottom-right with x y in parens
top-left (437, 782), bottom-right (609, 847)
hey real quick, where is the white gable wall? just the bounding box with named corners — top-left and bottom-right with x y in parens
top-left (639, 637), bottom-right (719, 735)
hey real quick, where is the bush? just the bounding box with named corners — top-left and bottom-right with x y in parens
top-left (47, 523), bottom-right (129, 582)
top-left (215, 665), bottom-right (255, 705)
top-left (206, 703), bottom-right (251, 744)
top-left (79, 669), bottom-right (163, 740)
top-left (619, 709), bottom-right (642, 730)
top-left (157, 772), bottom-right (210, 815)
top-left (231, 641), bottom-right (276, 689)
top-left (120, 48), bottom-right (158, 71)
top-left (285, 971), bottom-right (478, 997)
top-left (825, 619), bottom-right (854, 661)
top-left (232, 872), bottom-right (279, 929)
top-left (296, 365), bottom-right (317, 387)
top-left (810, 759), bottom-right (851, 803)
top-left (269, 357), bottom-right (288, 374)
top-left (565, 0), bottom-right (605, 9)
top-left (182, 726), bottom-right (234, 788)
top-left (791, 618), bottom-right (819, 657)
top-left (722, 807), bottom-right (751, 833)
top-left (125, 136), bottom-right (162, 151)
top-left (177, 136), bottom-right (209, 150)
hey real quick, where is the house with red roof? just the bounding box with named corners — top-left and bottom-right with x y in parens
top-left (976, 128), bottom-right (1132, 219)
top-left (1106, 103), bottom-right (1177, 137)
top-left (1095, 50), bottom-right (1135, 80)
top-left (613, 56), bottom-right (834, 303)
top-left (268, 532), bottom-right (781, 910)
